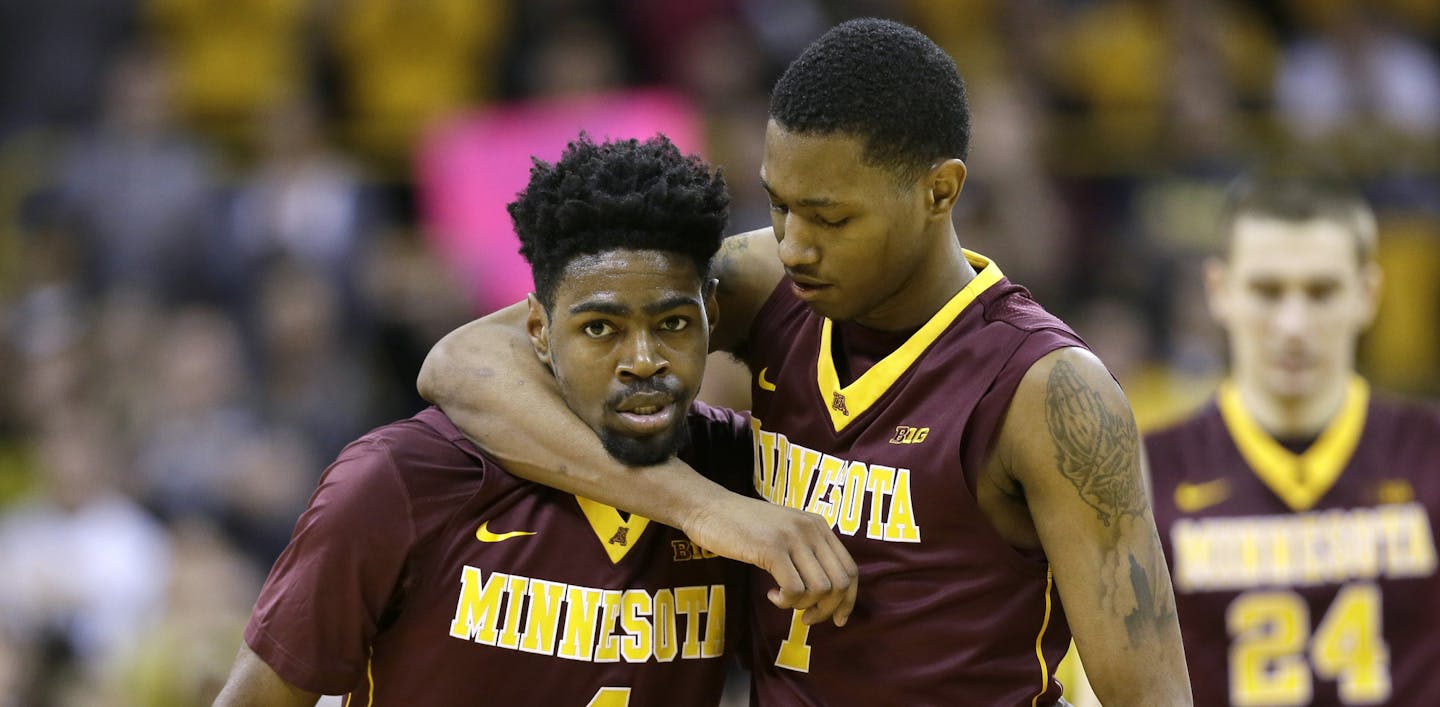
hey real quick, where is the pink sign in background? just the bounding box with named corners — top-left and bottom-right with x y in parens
top-left (417, 89), bottom-right (704, 313)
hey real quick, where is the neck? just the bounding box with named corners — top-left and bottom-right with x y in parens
top-left (1234, 373), bottom-right (1351, 440)
top-left (855, 225), bottom-right (974, 331)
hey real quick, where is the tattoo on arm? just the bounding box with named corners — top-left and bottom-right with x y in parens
top-left (1043, 359), bottom-right (1146, 527)
top-left (1044, 360), bottom-right (1178, 646)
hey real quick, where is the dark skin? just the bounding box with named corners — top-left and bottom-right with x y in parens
top-left (419, 124), bottom-right (1190, 704)
top-left (212, 644), bottom-right (318, 707)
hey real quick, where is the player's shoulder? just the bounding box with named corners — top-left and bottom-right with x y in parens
top-left (1144, 400), bottom-right (1223, 444)
top-left (337, 407), bottom-right (480, 477)
top-left (1368, 390), bottom-right (1440, 428)
top-left (979, 277), bottom-right (1079, 338)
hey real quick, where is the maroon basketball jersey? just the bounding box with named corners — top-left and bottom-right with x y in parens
top-left (1148, 379), bottom-right (1440, 706)
top-left (244, 404), bottom-right (753, 707)
top-left (745, 252), bottom-right (1087, 706)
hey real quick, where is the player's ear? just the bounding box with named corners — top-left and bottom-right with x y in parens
top-left (703, 278), bottom-right (719, 335)
top-left (1359, 260), bottom-right (1383, 326)
top-left (1202, 256), bottom-right (1230, 323)
top-left (925, 158), bottom-right (966, 216)
top-left (525, 293), bottom-right (552, 365)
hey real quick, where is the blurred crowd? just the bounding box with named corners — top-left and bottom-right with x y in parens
top-left (0, 0), bottom-right (1435, 704)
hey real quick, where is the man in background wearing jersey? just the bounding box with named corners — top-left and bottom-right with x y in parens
top-left (1147, 175), bottom-right (1440, 706)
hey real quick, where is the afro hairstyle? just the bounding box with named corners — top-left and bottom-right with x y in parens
top-left (510, 133), bottom-right (730, 309)
top-left (769, 18), bottom-right (970, 182)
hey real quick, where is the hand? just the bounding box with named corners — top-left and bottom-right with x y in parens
top-left (682, 493), bottom-right (858, 626)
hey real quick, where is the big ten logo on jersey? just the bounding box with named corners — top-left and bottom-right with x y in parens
top-left (889, 425), bottom-right (929, 445)
top-left (670, 539), bottom-right (719, 562)
top-left (750, 418), bottom-right (921, 543)
top-left (448, 566), bottom-right (726, 664)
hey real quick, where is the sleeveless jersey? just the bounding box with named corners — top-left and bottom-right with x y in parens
top-left (245, 404), bottom-right (753, 707)
top-left (746, 251), bottom-right (1087, 706)
top-left (1147, 379), bottom-right (1440, 706)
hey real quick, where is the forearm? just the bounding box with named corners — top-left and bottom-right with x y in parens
top-left (1049, 516), bottom-right (1191, 705)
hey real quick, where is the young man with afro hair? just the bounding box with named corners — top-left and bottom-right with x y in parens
top-left (215, 134), bottom-right (784, 706)
top-left (421, 18), bottom-right (1192, 706)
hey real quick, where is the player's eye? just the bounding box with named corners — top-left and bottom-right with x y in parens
top-left (768, 201), bottom-right (789, 215)
top-left (658, 316), bottom-right (690, 333)
top-left (1307, 282), bottom-right (1339, 302)
top-left (817, 215), bottom-right (851, 228)
top-left (1249, 282), bottom-right (1283, 302)
top-left (582, 321), bottom-right (616, 338)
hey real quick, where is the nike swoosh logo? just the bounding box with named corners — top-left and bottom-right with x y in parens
top-left (475, 521), bottom-right (537, 543)
top-left (758, 367), bottom-right (777, 391)
top-left (1174, 479), bottom-right (1231, 513)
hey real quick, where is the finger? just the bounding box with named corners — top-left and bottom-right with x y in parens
top-left (766, 556), bottom-right (806, 610)
top-left (816, 532), bottom-right (859, 627)
top-left (788, 548), bottom-right (835, 622)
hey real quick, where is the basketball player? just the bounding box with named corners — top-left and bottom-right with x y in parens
top-left (214, 135), bottom-right (763, 706)
top-left (1147, 175), bottom-right (1440, 706)
top-left (418, 19), bottom-right (1191, 706)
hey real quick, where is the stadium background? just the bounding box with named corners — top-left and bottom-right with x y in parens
top-left (0, 0), bottom-right (1435, 704)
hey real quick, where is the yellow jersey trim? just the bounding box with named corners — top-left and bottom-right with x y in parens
top-left (343, 646), bottom-right (374, 707)
top-left (816, 250), bottom-right (1005, 433)
top-left (1217, 376), bottom-right (1369, 512)
top-left (575, 496), bottom-right (651, 564)
top-left (1031, 565), bottom-right (1055, 707)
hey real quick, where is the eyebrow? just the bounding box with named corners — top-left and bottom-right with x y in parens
top-left (569, 295), bottom-right (701, 317)
top-left (759, 177), bottom-right (843, 208)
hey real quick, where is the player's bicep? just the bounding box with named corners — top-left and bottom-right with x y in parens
top-left (1003, 348), bottom-right (1190, 704)
top-left (710, 229), bottom-right (783, 355)
top-left (213, 643), bottom-right (321, 707)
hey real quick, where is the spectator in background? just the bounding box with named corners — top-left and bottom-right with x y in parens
top-left (143, 0), bottom-right (309, 150)
top-left (134, 306), bottom-right (263, 524)
top-left (329, 0), bottom-right (512, 168)
top-left (225, 96), bottom-right (370, 315)
top-left (0, 410), bottom-right (171, 701)
top-left (1276, 3), bottom-right (1440, 161)
top-left (53, 45), bottom-right (218, 303)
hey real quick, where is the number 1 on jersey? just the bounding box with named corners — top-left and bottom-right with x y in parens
top-left (775, 609), bottom-right (813, 672)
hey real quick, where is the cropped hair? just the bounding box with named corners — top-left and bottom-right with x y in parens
top-left (769, 18), bottom-right (970, 182)
top-left (510, 133), bottom-right (730, 309)
top-left (1221, 174), bottom-right (1377, 264)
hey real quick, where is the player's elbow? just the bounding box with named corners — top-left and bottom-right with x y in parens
top-left (417, 335), bottom-right (458, 405)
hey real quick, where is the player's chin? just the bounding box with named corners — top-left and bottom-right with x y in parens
top-left (599, 424), bottom-right (690, 467)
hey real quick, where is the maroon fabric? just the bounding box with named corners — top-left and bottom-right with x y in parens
top-left (245, 404), bottom-right (752, 706)
top-left (743, 274), bottom-right (1086, 706)
top-left (1148, 395), bottom-right (1440, 707)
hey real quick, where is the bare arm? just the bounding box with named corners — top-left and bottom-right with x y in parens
top-left (708, 228), bottom-right (784, 355)
top-left (212, 643), bottom-right (319, 707)
top-left (415, 232), bottom-right (857, 623)
top-left (1000, 348), bottom-right (1191, 706)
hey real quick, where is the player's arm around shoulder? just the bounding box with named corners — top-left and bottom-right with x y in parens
top-left (999, 347), bottom-right (1192, 706)
top-left (213, 643), bottom-right (320, 707)
top-left (708, 227), bottom-right (784, 355)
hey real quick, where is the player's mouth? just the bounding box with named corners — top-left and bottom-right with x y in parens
top-left (789, 275), bottom-right (832, 301)
top-left (612, 393), bottom-right (678, 436)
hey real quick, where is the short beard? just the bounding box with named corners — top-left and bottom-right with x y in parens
top-left (599, 419), bottom-right (691, 466)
